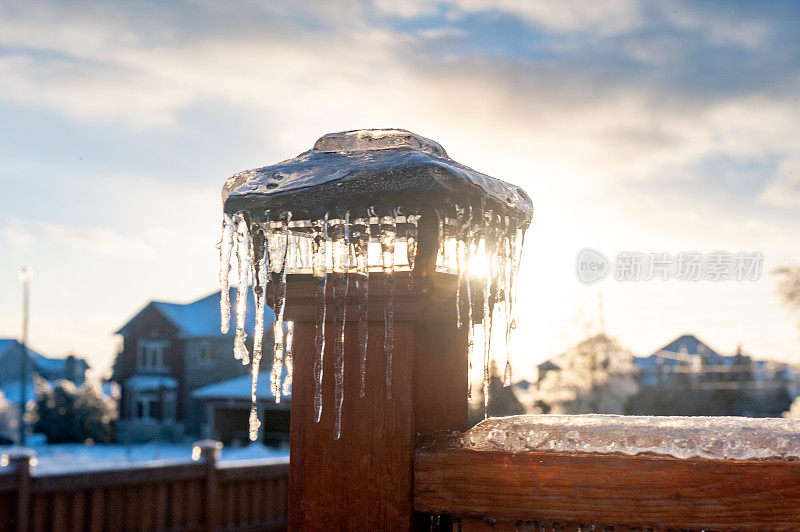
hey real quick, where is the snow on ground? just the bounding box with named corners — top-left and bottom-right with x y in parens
top-left (0, 438), bottom-right (289, 475)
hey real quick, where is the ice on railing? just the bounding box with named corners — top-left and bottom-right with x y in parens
top-left (461, 414), bottom-right (800, 461)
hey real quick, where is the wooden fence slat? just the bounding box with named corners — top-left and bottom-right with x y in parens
top-left (155, 483), bottom-right (168, 530)
top-left (124, 486), bottom-right (137, 532)
top-left (169, 481), bottom-right (183, 529)
top-left (51, 492), bottom-right (67, 532)
top-left (88, 489), bottom-right (103, 532)
top-left (31, 493), bottom-right (49, 532)
top-left (143, 484), bottom-right (157, 531)
top-left (238, 481), bottom-right (249, 524)
top-left (224, 482), bottom-right (235, 527)
top-left (186, 479), bottom-right (201, 529)
top-left (69, 490), bottom-right (86, 532)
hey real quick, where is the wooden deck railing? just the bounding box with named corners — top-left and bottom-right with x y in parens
top-left (0, 441), bottom-right (289, 532)
top-left (413, 444), bottom-right (800, 531)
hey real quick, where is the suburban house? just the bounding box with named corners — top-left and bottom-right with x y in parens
top-left (634, 333), bottom-right (788, 389)
top-left (113, 288), bottom-right (277, 442)
top-left (193, 369), bottom-right (290, 445)
top-left (0, 339), bottom-right (89, 403)
top-left (526, 333), bottom-right (795, 417)
top-left (630, 333), bottom-right (793, 417)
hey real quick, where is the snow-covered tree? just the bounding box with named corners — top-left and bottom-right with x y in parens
top-left (783, 396), bottom-right (800, 419)
top-left (535, 333), bottom-right (639, 414)
top-left (32, 380), bottom-right (118, 444)
top-left (777, 265), bottom-right (800, 324)
top-left (0, 391), bottom-right (19, 442)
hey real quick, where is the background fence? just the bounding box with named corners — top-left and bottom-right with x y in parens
top-left (0, 441), bottom-right (289, 532)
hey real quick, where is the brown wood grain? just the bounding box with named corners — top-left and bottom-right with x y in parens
top-left (414, 447), bottom-right (800, 531)
top-left (285, 254), bottom-right (468, 528)
top-left (88, 489), bottom-right (103, 532)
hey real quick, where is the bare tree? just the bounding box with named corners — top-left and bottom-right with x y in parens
top-left (776, 265), bottom-right (800, 318)
top-left (535, 333), bottom-right (639, 415)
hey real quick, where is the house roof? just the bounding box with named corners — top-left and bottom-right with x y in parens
top-left (635, 333), bottom-right (725, 371)
top-left (192, 370), bottom-right (290, 401)
top-left (0, 339), bottom-right (87, 375)
top-left (656, 334), bottom-right (722, 359)
top-left (2, 377), bottom-right (51, 404)
top-left (117, 288), bottom-right (275, 338)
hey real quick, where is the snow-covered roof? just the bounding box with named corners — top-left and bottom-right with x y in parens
top-left (117, 288), bottom-right (275, 338)
top-left (125, 375), bottom-right (177, 391)
top-left (0, 339), bottom-right (87, 375)
top-left (635, 333), bottom-right (724, 372)
top-left (2, 378), bottom-right (52, 404)
top-left (192, 370), bottom-right (290, 401)
top-left (0, 339), bottom-right (17, 359)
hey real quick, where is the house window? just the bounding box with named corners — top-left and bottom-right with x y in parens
top-left (137, 339), bottom-right (169, 372)
top-left (199, 341), bottom-right (214, 363)
top-left (134, 396), bottom-right (157, 419)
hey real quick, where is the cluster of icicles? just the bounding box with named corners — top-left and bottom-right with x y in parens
top-left (218, 206), bottom-right (525, 441)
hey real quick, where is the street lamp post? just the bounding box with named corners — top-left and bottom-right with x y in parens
top-left (18, 266), bottom-right (32, 446)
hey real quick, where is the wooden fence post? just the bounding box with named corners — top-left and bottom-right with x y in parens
top-left (8, 448), bottom-right (35, 532)
top-left (223, 128), bottom-right (532, 531)
top-left (195, 439), bottom-right (222, 532)
top-left (282, 211), bottom-right (469, 530)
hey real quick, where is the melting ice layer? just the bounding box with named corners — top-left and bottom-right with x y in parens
top-left (462, 414), bottom-right (800, 461)
top-left (219, 206), bottom-right (526, 440)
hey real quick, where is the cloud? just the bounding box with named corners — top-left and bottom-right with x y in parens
top-left (40, 222), bottom-right (156, 260)
top-left (1, 216), bottom-right (35, 248)
top-left (1, 0), bottom-right (800, 368)
top-left (759, 158), bottom-right (800, 208)
top-left (451, 0), bottom-right (643, 35)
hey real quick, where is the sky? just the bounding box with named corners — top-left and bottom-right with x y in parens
top-left (1, 0), bottom-right (799, 378)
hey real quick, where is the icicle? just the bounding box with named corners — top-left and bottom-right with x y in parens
top-left (333, 212), bottom-right (350, 439)
top-left (405, 211), bottom-right (418, 291)
top-left (465, 214), bottom-right (477, 402)
top-left (219, 213), bottom-right (235, 334)
top-left (248, 222), bottom-right (268, 441)
top-left (503, 361), bottom-right (512, 387)
top-left (455, 206), bottom-right (472, 328)
top-left (233, 214), bottom-right (251, 365)
top-left (282, 321), bottom-right (294, 397)
top-left (406, 213), bottom-right (418, 271)
top-left (248, 405), bottom-right (261, 442)
top-left (312, 214), bottom-right (329, 423)
top-left (381, 212), bottom-right (397, 399)
top-left (352, 216), bottom-right (371, 398)
top-left (501, 216), bottom-right (513, 387)
top-left (481, 210), bottom-right (496, 419)
top-left (270, 213), bottom-right (290, 405)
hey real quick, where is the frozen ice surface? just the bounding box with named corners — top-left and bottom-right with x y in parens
top-left (461, 414), bottom-right (800, 461)
top-left (222, 129), bottom-right (532, 222)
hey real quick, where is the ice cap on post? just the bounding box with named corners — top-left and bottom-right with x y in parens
top-left (221, 128), bottom-right (533, 222)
